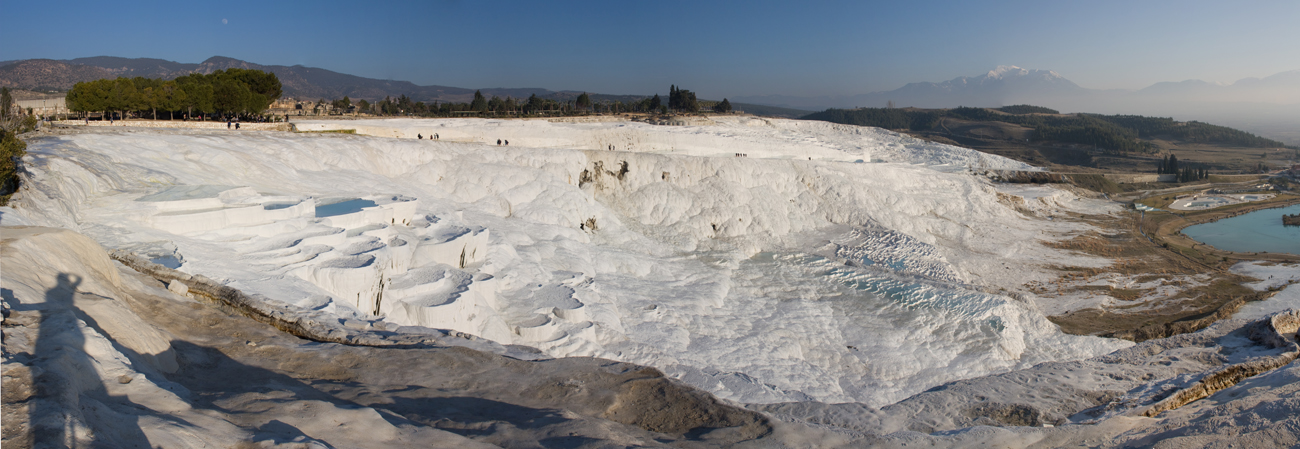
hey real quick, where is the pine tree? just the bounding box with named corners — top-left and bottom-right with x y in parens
top-left (470, 90), bottom-right (488, 112)
top-left (714, 98), bottom-right (732, 113)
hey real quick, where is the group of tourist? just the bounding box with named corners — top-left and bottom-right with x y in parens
top-left (416, 133), bottom-right (440, 140)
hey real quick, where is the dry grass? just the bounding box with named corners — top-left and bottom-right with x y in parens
top-left (1040, 209), bottom-right (1271, 341)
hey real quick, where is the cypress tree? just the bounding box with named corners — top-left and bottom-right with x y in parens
top-left (1, 87), bottom-right (12, 120)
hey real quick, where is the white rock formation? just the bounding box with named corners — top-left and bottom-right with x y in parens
top-left (11, 118), bottom-right (1123, 407)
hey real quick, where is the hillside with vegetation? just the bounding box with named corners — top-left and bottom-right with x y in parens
top-left (802, 105), bottom-right (1296, 174)
top-left (1, 87), bottom-right (37, 204)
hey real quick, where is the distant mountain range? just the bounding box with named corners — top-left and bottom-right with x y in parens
top-left (3, 57), bottom-right (1298, 143)
top-left (0, 55), bottom-right (815, 118)
top-left (735, 66), bottom-right (1087, 110)
top-left (0, 56), bottom-right (582, 104)
top-left (732, 65), bottom-right (1300, 111)
top-left (733, 65), bottom-right (1300, 145)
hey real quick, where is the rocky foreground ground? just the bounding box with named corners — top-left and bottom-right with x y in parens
top-left (5, 224), bottom-right (1300, 448)
top-left (2, 226), bottom-right (771, 448)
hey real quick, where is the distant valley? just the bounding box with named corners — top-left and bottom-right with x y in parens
top-left (735, 66), bottom-right (1300, 146)
top-left (805, 105), bottom-right (1298, 179)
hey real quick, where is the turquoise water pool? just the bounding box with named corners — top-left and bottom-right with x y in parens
top-left (315, 199), bottom-right (378, 217)
top-left (1182, 203), bottom-right (1300, 255)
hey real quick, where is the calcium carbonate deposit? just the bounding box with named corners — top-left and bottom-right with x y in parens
top-left (11, 117), bottom-right (1131, 407)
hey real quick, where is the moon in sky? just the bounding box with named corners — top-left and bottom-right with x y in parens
top-left (222, 18), bottom-right (228, 24)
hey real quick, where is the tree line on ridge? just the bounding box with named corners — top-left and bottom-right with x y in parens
top-left (803, 106), bottom-right (1290, 155)
top-left (65, 69), bottom-right (283, 121)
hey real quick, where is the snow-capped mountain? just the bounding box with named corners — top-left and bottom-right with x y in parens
top-left (884, 65), bottom-right (1083, 106)
top-left (735, 66), bottom-right (1300, 114)
top-left (929, 65), bottom-right (1075, 89)
top-left (734, 65), bottom-right (1086, 111)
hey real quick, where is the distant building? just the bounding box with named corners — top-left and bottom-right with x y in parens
top-left (15, 98), bottom-right (67, 116)
top-left (270, 98), bottom-right (298, 110)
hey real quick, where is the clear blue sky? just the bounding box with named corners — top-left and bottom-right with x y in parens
top-left (4, 0), bottom-right (1298, 98)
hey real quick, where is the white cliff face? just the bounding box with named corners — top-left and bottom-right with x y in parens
top-left (12, 117), bottom-right (1127, 406)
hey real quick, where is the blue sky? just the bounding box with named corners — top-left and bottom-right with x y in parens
top-left (4, 0), bottom-right (1298, 98)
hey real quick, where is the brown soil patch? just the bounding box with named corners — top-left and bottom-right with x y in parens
top-left (1040, 209), bottom-right (1277, 341)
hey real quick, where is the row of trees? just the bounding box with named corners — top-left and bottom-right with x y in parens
top-left (343, 86), bottom-right (733, 118)
top-left (1156, 154), bottom-right (1209, 182)
top-left (665, 85), bottom-right (732, 113)
top-left (65, 69), bottom-right (282, 121)
top-left (1156, 154), bottom-right (1181, 175)
top-left (996, 105), bottom-right (1059, 115)
top-left (669, 85), bottom-right (698, 112)
top-left (357, 91), bottom-right (597, 116)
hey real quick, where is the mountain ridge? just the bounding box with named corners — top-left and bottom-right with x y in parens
top-left (732, 66), bottom-right (1300, 112)
top-left (0, 56), bottom-right (574, 104)
top-left (3, 57), bottom-right (1296, 137)
top-left (0, 55), bottom-right (811, 117)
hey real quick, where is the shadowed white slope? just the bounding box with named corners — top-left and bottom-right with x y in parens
top-left (14, 118), bottom-right (1126, 406)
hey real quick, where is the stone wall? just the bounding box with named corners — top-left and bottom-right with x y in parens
top-left (1101, 173), bottom-right (1176, 183)
top-left (16, 98), bottom-right (67, 115)
top-left (983, 170), bottom-right (1069, 183)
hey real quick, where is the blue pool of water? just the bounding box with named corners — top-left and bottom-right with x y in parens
top-left (1182, 203), bottom-right (1300, 255)
top-left (150, 255), bottom-right (182, 269)
top-left (315, 199), bottom-right (377, 217)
